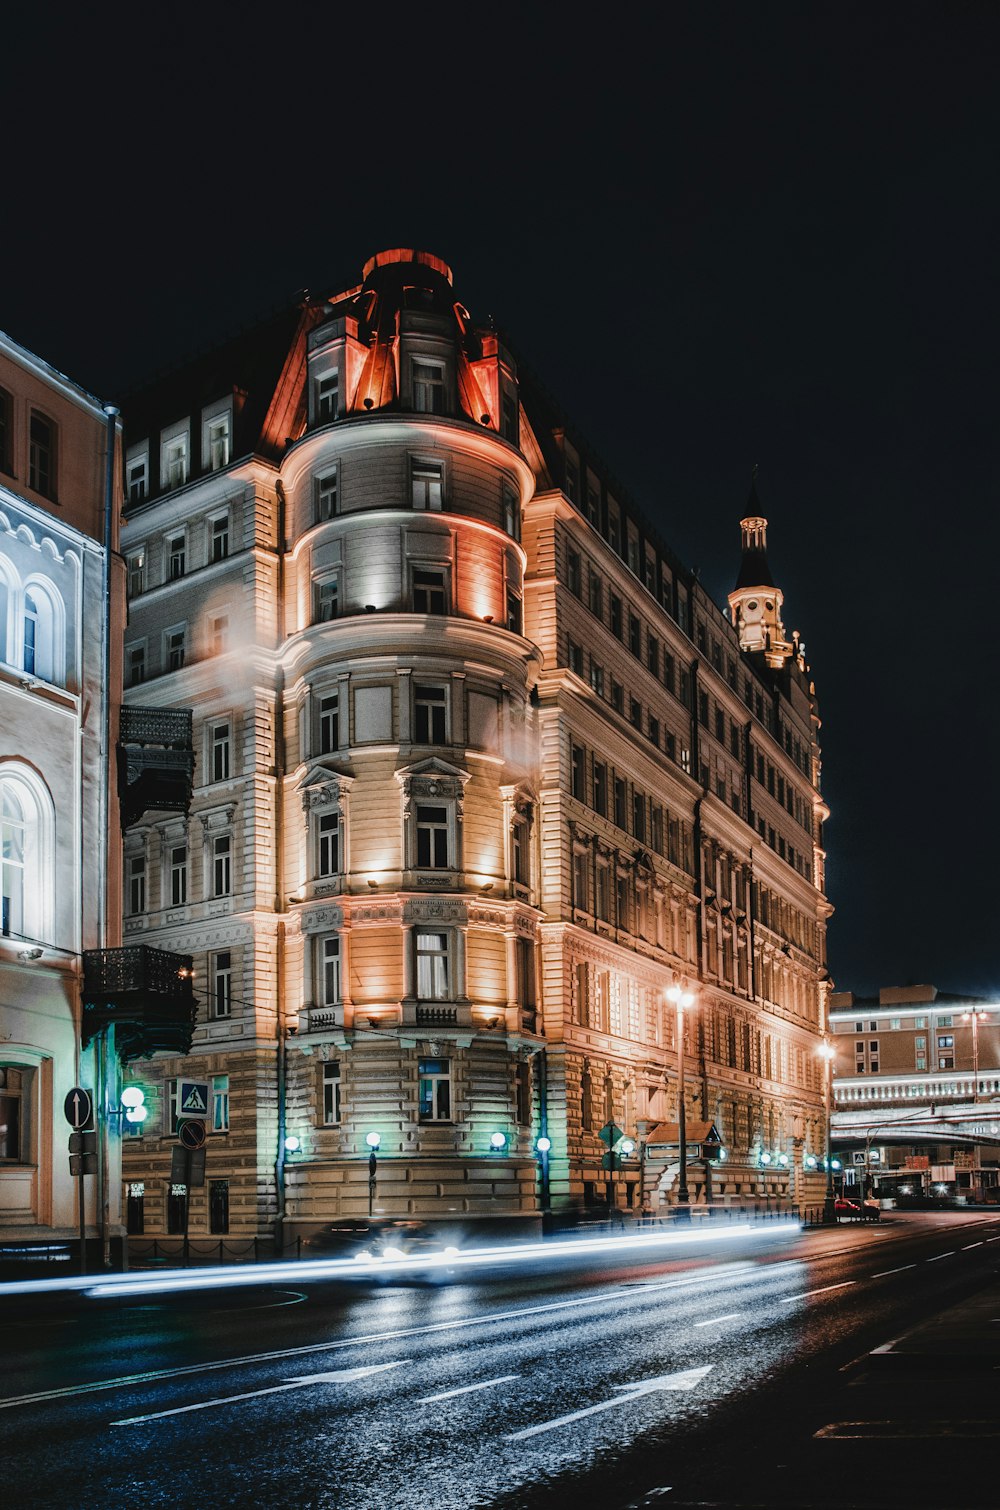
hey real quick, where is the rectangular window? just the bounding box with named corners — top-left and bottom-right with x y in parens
top-left (209, 614), bottom-right (229, 656)
top-left (588, 576), bottom-right (603, 618)
top-left (647, 635), bottom-right (659, 676)
top-left (317, 370), bottom-right (339, 422)
top-left (567, 550), bottom-right (582, 597)
top-left (593, 761), bottom-right (607, 817)
top-left (411, 459), bottom-right (443, 509)
top-left (632, 794), bottom-right (646, 843)
top-left (207, 416), bottom-right (231, 472)
top-left (595, 864), bottom-right (611, 922)
top-left (209, 1180), bottom-right (229, 1235)
top-left (211, 721), bottom-right (231, 781)
top-left (505, 586), bottom-right (522, 635)
top-left (316, 469), bottom-right (339, 521)
top-left (571, 743), bottom-right (586, 801)
top-left (323, 1061), bottom-right (342, 1125)
top-left (0, 387), bottom-right (12, 475)
top-left (416, 932), bottom-right (449, 999)
top-left (168, 534), bottom-right (186, 579)
top-left (212, 834), bottom-right (232, 897)
top-left (413, 567), bottom-right (447, 614)
top-left (211, 950), bottom-right (232, 1018)
top-left (573, 849), bottom-right (589, 910)
top-left (914, 1016), bottom-right (926, 1029)
top-left (127, 549), bottom-right (146, 597)
top-left (210, 513), bottom-right (230, 560)
top-left (567, 640), bottom-right (584, 676)
top-left (502, 392), bottom-right (519, 445)
top-left (319, 693), bottom-right (339, 754)
top-left (614, 776), bottom-right (627, 830)
top-left (647, 714), bottom-right (659, 746)
top-left (127, 854), bottom-right (145, 915)
top-left (503, 484), bottom-right (520, 540)
top-left (413, 361), bottom-right (445, 414)
top-left (629, 696), bottom-right (642, 730)
top-left (127, 644), bottom-right (146, 687)
top-left (318, 812), bottom-right (340, 876)
top-left (590, 663), bottom-right (604, 698)
top-left (937, 1035), bottom-right (954, 1049)
top-left (314, 578), bottom-right (339, 623)
top-left (414, 684), bottom-right (447, 743)
top-left (212, 1074), bottom-right (230, 1133)
top-left (515, 1061), bottom-right (531, 1125)
top-left (418, 1057), bottom-right (451, 1121)
top-left (166, 627), bottom-right (186, 671)
top-left (629, 614), bottom-right (641, 658)
top-left (611, 680), bottom-right (624, 714)
top-left (169, 845), bottom-right (187, 907)
top-left (511, 817), bottom-right (529, 886)
top-left (416, 805), bottom-right (449, 868)
top-left (616, 873), bottom-right (630, 930)
top-left (610, 595), bottom-right (623, 639)
top-left (322, 936), bottom-right (341, 1004)
top-left (29, 411), bottom-right (55, 497)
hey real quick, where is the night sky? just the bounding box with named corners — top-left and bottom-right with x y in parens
top-left (4, 5), bottom-right (998, 996)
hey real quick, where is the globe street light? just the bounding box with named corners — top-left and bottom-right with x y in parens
top-left (818, 1040), bottom-right (837, 1224)
top-left (666, 983), bottom-right (695, 1220)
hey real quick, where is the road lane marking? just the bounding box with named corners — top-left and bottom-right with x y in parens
top-left (111, 1362), bottom-right (407, 1424)
top-left (693, 1313), bottom-right (740, 1327)
top-left (417, 1375), bottom-right (518, 1403)
top-left (926, 1251), bottom-right (956, 1262)
top-left (0, 1263), bottom-right (765, 1412)
top-left (986, 1236), bottom-right (1000, 1243)
top-left (779, 1281), bottom-right (855, 1303)
top-left (871, 1264), bottom-right (917, 1278)
top-left (961, 1242), bottom-right (983, 1250)
top-left (506, 1366), bottom-right (712, 1441)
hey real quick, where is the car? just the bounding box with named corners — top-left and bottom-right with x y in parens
top-left (861, 1197), bottom-right (881, 1222)
top-left (834, 1197), bottom-right (860, 1218)
top-left (301, 1218), bottom-right (461, 1277)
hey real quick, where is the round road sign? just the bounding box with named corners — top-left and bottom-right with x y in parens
top-left (178, 1118), bottom-right (206, 1151)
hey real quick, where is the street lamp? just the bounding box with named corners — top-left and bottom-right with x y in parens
top-left (818, 1039), bottom-right (837, 1224)
top-left (666, 983), bottom-right (695, 1221)
top-left (962, 1007), bottom-right (990, 1103)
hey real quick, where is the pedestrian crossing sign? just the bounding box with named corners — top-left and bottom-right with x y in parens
top-left (179, 1079), bottom-right (210, 1116)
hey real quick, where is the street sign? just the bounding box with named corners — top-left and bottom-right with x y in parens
top-left (188, 1148), bottom-right (206, 1187)
top-left (70, 1153), bottom-right (97, 1176)
top-left (178, 1079), bottom-right (210, 1116)
top-left (63, 1087), bottom-right (93, 1130)
top-left (178, 1117), bottom-right (206, 1150)
top-left (69, 1132), bottom-right (97, 1156)
top-left (170, 1146), bottom-right (189, 1183)
top-left (598, 1122), bottom-right (624, 1147)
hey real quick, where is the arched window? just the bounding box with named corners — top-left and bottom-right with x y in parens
top-left (0, 768), bottom-right (54, 943)
top-left (20, 578), bottom-right (62, 684)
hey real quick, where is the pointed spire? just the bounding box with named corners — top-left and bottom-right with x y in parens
top-left (727, 474), bottom-right (791, 667)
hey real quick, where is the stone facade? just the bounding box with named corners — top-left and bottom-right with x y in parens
top-left (118, 249), bottom-right (831, 1245)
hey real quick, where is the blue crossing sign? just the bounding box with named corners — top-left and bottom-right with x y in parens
top-left (178, 1079), bottom-right (210, 1116)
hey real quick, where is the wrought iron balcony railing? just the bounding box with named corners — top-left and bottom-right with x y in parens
top-left (118, 706), bottom-right (195, 828)
top-left (82, 944), bottom-right (197, 1062)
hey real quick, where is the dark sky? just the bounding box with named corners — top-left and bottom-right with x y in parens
top-left (4, 4), bottom-right (998, 996)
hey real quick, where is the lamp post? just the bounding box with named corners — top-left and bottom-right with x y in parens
top-left (666, 983), bottom-right (695, 1221)
top-left (818, 1039), bottom-right (836, 1224)
top-left (962, 1007), bottom-right (990, 1104)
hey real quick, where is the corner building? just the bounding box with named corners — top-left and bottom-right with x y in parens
top-left (119, 250), bottom-right (831, 1246)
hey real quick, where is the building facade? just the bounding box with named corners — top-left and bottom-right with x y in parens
top-left (829, 984), bottom-right (1000, 1201)
top-left (0, 330), bottom-right (125, 1258)
top-left (118, 249), bottom-right (832, 1247)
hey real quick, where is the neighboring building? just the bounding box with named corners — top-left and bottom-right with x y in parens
top-left (118, 249), bottom-right (832, 1248)
top-left (829, 983), bottom-right (1000, 1201)
top-left (0, 329), bottom-right (125, 1259)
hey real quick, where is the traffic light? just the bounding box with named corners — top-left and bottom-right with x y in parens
top-left (121, 1085), bottom-right (147, 1124)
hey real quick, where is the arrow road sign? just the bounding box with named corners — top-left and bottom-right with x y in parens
top-left (112, 1360), bottom-right (408, 1425)
top-left (506, 1365), bottom-right (713, 1441)
top-left (64, 1087), bottom-right (93, 1131)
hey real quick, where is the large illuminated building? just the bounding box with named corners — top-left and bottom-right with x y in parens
top-left (117, 249), bottom-right (831, 1245)
top-left (0, 329), bottom-right (125, 1259)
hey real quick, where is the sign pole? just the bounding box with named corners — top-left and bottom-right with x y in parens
top-left (182, 1148), bottom-right (191, 1266)
top-left (78, 1165), bottom-right (87, 1276)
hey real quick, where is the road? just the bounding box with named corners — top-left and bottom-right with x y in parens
top-left (2, 1211), bottom-right (998, 1509)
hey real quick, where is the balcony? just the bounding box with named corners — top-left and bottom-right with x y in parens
top-left (81, 945), bottom-right (198, 1062)
top-left (118, 707), bottom-right (195, 828)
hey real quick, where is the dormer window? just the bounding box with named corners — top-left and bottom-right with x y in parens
top-left (207, 414), bottom-right (231, 471)
top-left (412, 360), bottom-right (445, 414)
top-left (316, 371), bottom-right (339, 423)
top-left (161, 425), bottom-right (189, 490)
top-left (29, 412), bottom-right (56, 499)
top-left (126, 446), bottom-right (148, 504)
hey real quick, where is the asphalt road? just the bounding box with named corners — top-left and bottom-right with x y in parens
top-left (3, 1211), bottom-right (998, 1510)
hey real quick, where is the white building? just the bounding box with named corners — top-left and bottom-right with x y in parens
top-left (0, 330), bottom-right (125, 1264)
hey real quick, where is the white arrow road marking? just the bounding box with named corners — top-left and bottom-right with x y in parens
top-left (693, 1313), bottom-right (740, 1327)
top-left (417, 1375), bottom-right (518, 1404)
top-left (111, 1361), bottom-right (407, 1425)
top-left (506, 1366), bottom-right (712, 1441)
